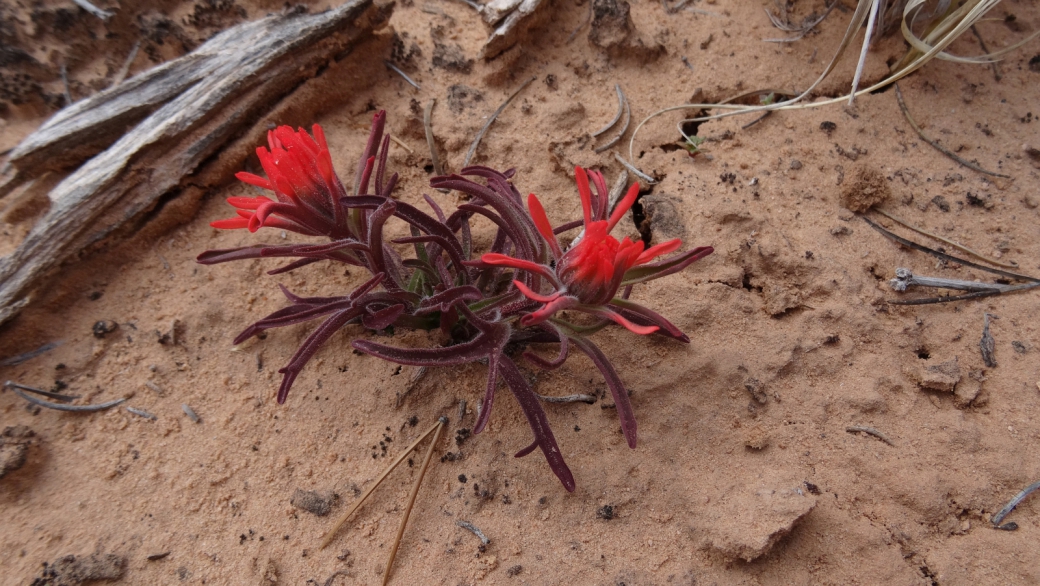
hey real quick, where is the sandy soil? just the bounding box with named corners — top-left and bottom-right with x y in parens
top-left (2, 0), bottom-right (1040, 584)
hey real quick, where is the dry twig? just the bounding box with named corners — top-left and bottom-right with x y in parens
top-left (846, 425), bottom-right (895, 446)
top-left (894, 84), bottom-right (1009, 178)
top-left (464, 77), bottom-right (536, 166)
top-left (320, 417), bottom-right (446, 550)
top-left (872, 208), bottom-right (1018, 268)
top-left (382, 417), bottom-right (445, 585)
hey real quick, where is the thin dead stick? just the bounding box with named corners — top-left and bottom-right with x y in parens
top-left (423, 99), bottom-right (449, 193)
top-left (980, 312), bottom-right (997, 368)
top-left (387, 134), bottom-right (413, 154)
top-left (607, 169), bottom-right (628, 216)
top-left (592, 85), bottom-right (625, 138)
top-left (848, 0), bottom-right (880, 105)
top-left (886, 283), bottom-right (1040, 305)
top-left (464, 76), bottom-right (536, 166)
top-left (566, 1), bottom-right (594, 43)
top-left (860, 216), bottom-right (1040, 284)
top-left (0, 342), bottom-right (61, 367)
top-left (662, 0), bottom-right (690, 14)
top-left (894, 84), bottom-right (1010, 179)
top-left (72, 0), bottom-right (113, 19)
top-left (383, 61), bottom-right (421, 90)
top-left (60, 64), bottom-right (73, 106)
top-left (320, 417), bottom-right (445, 550)
top-left (741, 111), bottom-right (772, 130)
top-left (890, 268), bottom-right (1018, 293)
top-left (846, 425), bottom-right (895, 446)
top-left (111, 42), bottom-right (141, 87)
top-left (4, 380), bottom-right (79, 402)
top-left (127, 406), bottom-right (157, 420)
top-left (382, 416), bottom-right (446, 586)
top-left (613, 152), bottom-right (656, 184)
top-left (537, 393), bottom-right (596, 404)
top-left (594, 89), bottom-right (630, 154)
top-left (456, 398), bottom-right (467, 423)
top-left (969, 24), bottom-right (1001, 82)
top-left (873, 208), bottom-right (1018, 268)
top-left (456, 520), bottom-right (490, 544)
top-left (8, 387), bottom-right (125, 412)
top-left (991, 480), bottom-right (1040, 529)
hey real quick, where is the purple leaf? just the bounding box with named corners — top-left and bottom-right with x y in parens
top-left (522, 323), bottom-right (569, 370)
top-left (498, 355), bottom-right (575, 491)
top-left (621, 246), bottom-right (714, 286)
top-left (609, 299), bottom-right (689, 342)
top-left (362, 303), bottom-right (405, 330)
top-left (416, 286), bottom-right (483, 315)
top-left (569, 336), bottom-right (637, 449)
top-left (277, 306), bottom-right (365, 403)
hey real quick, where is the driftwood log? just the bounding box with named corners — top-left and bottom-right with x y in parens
top-left (0, 0), bottom-right (391, 326)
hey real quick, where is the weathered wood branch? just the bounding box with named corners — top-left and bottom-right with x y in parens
top-left (480, 0), bottom-right (548, 60)
top-left (0, 0), bottom-right (392, 326)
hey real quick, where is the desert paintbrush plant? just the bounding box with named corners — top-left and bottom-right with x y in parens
top-left (198, 111), bottom-right (713, 490)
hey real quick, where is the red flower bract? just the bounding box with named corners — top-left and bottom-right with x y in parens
top-left (480, 166), bottom-right (698, 336)
top-left (212, 124), bottom-right (350, 238)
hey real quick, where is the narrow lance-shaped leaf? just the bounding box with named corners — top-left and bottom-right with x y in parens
top-left (569, 335), bottom-right (638, 449)
top-left (498, 355), bottom-right (575, 492)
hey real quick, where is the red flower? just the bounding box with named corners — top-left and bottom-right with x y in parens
top-left (481, 166), bottom-right (711, 336)
top-left (212, 124), bottom-right (350, 238)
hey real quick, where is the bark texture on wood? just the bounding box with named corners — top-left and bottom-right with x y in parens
top-left (0, 0), bottom-right (392, 326)
top-left (480, 0), bottom-right (548, 60)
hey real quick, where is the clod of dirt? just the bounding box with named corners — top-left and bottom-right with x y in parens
top-left (953, 382), bottom-right (981, 409)
top-left (1029, 54), bottom-right (1040, 73)
top-left (30, 553), bottom-right (125, 586)
top-left (743, 424), bottom-right (770, 450)
top-left (432, 41), bottom-right (474, 74)
top-left (596, 504), bottom-right (616, 520)
top-left (744, 378), bottom-right (768, 405)
top-left (588, 0), bottom-right (632, 48)
top-left (839, 166), bottom-right (890, 213)
top-left (1024, 144), bottom-right (1040, 170)
top-left (91, 320), bottom-right (118, 338)
top-left (908, 356), bottom-right (961, 393)
top-left (290, 489), bottom-right (337, 517)
top-left (965, 192), bottom-right (993, 209)
top-left (930, 195), bottom-right (951, 212)
top-left (638, 195), bottom-right (687, 242)
top-left (0, 425), bottom-right (35, 480)
top-left (700, 486), bottom-right (816, 562)
top-left (587, 0), bottom-right (663, 61)
top-left (390, 32), bottom-right (422, 71)
top-left (447, 84), bottom-right (484, 114)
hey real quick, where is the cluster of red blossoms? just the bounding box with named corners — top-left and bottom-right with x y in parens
top-left (200, 112), bottom-right (712, 491)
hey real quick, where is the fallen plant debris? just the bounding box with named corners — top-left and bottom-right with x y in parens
top-left (4, 381), bottom-right (124, 413)
top-left (862, 216), bottom-right (1040, 305)
top-left (197, 111), bottom-right (713, 490)
top-left (0, 0), bottom-right (391, 326)
top-left (894, 84), bottom-right (1010, 179)
top-left (991, 480), bottom-right (1040, 531)
top-left (980, 313), bottom-right (998, 368)
top-left (591, 84), bottom-right (630, 154)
